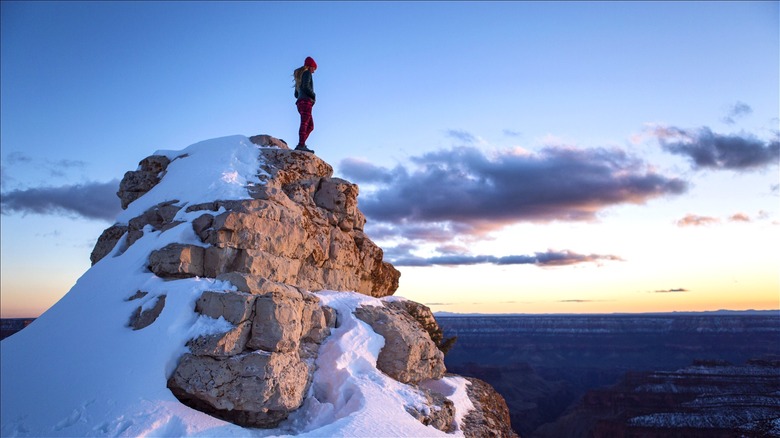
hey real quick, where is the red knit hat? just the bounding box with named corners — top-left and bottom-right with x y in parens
top-left (304, 56), bottom-right (317, 69)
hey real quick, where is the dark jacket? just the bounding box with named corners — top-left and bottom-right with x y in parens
top-left (295, 70), bottom-right (316, 102)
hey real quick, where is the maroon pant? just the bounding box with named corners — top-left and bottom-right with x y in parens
top-left (297, 99), bottom-right (314, 145)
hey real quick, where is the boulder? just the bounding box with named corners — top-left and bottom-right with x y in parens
top-left (354, 304), bottom-right (446, 384)
top-left (187, 321), bottom-right (252, 357)
top-left (406, 387), bottom-right (457, 433)
top-left (117, 155), bottom-right (171, 209)
top-left (91, 201), bottom-right (184, 265)
top-left (169, 285), bottom-right (334, 428)
top-left (195, 291), bottom-right (255, 324)
top-left (167, 351), bottom-right (309, 428)
top-left (461, 377), bottom-right (519, 438)
top-left (128, 295), bottom-right (166, 330)
top-left (247, 290), bottom-right (305, 353)
top-left (148, 244), bottom-right (204, 278)
top-left (90, 224), bottom-right (128, 265)
top-left (249, 134), bottom-right (289, 149)
top-left (386, 299), bottom-right (455, 353)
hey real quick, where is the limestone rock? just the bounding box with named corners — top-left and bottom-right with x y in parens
top-left (91, 201), bottom-right (184, 265)
top-left (167, 351), bottom-right (309, 428)
top-left (104, 135), bottom-right (430, 430)
top-left (169, 287), bottom-right (334, 427)
top-left (247, 289), bottom-right (305, 353)
top-left (386, 300), bottom-right (455, 354)
top-left (106, 140), bottom-right (400, 296)
top-left (354, 303), bottom-right (446, 384)
top-left (90, 224), bottom-right (128, 265)
top-left (187, 321), bottom-right (252, 357)
top-left (406, 387), bottom-right (457, 433)
top-left (186, 195), bottom-right (397, 297)
top-left (249, 134), bottom-right (289, 149)
top-left (117, 155), bottom-right (171, 209)
top-left (127, 201), bottom-right (183, 246)
top-left (257, 147), bottom-right (333, 188)
top-left (195, 291), bottom-right (256, 325)
top-left (314, 178), bottom-right (366, 231)
top-left (128, 295), bottom-right (166, 330)
top-left (215, 272), bottom-right (301, 296)
top-left (148, 243), bottom-right (204, 279)
top-left (462, 377), bottom-right (519, 438)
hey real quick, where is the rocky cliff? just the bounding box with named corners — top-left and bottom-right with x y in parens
top-left (1, 134), bottom-right (516, 437)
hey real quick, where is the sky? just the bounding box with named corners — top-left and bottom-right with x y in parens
top-left (1, 1), bottom-right (778, 318)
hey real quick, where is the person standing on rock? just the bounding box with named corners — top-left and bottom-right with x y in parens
top-left (293, 56), bottom-right (317, 153)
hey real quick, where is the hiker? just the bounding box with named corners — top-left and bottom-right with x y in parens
top-left (293, 56), bottom-right (317, 153)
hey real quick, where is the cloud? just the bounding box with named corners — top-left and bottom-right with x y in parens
top-left (388, 248), bottom-right (623, 267)
top-left (1, 180), bottom-right (121, 221)
top-left (341, 145), bottom-right (687, 235)
top-left (3, 152), bottom-right (88, 179)
top-left (503, 129), bottom-right (522, 137)
top-left (445, 129), bottom-right (478, 144)
top-left (652, 125), bottom-right (779, 171)
top-left (722, 101), bottom-right (752, 125)
top-left (338, 158), bottom-right (400, 184)
top-left (728, 213), bottom-right (751, 222)
top-left (676, 214), bottom-right (720, 227)
top-left (653, 288), bottom-right (690, 293)
top-left (6, 152), bottom-right (33, 164)
top-left (46, 159), bottom-right (87, 177)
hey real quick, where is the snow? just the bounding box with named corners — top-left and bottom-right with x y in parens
top-left (0, 135), bottom-right (472, 437)
top-left (117, 135), bottom-right (263, 224)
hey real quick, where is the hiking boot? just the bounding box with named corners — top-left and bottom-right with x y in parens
top-left (295, 144), bottom-right (315, 153)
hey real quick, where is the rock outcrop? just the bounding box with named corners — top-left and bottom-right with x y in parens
top-left (462, 377), bottom-right (520, 438)
top-left (96, 137), bottom-right (399, 297)
top-left (167, 288), bottom-right (333, 427)
top-left (86, 134), bottom-right (515, 434)
top-left (355, 303), bottom-right (446, 384)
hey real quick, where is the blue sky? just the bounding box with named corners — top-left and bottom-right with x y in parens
top-left (2, 1), bottom-right (778, 317)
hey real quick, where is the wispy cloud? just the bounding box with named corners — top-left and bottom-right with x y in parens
top-left (652, 288), bottom-right (690, 293)
top-left (728, 212), bottom-right (751, 222)
top-left (651, 125), bottom-right (779, 171)
top-left (387, 248), bottom-right (623, 268)
top-left (46, 159), bottom-right (88, 177)
top-left (676, 214), bottom-right (720, 227)
top-left (3, 152), bottom-right (89, 179)
top-left (1, 180), bottom-right (121, 221)
top-left (6, 152), bottom-right (33, 164)
top-left (445, 129), bottom-right (478, 144)
top-left (341, 145), bottom-right (687, 237)
top-left (722, 101), bottom-right (752, 125)
top-left (676, 212), bottom-right (761, 227)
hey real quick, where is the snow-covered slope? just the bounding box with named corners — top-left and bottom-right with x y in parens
top-left (0, 136), bottom-right (472, 437)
